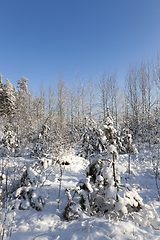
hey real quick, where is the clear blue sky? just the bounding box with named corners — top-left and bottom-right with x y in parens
top-left (1, 0), bottom-right (160, 94)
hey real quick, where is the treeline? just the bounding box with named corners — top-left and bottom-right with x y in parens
top-left (0, 55), bottom-right (160, 150)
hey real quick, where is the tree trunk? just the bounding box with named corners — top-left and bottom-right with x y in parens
top-left (112, 153), bottom-right (117, 188)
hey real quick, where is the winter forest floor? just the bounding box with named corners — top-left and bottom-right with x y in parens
top-left (2, 144), bottom-right (160, 240)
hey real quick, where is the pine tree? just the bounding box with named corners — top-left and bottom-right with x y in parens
top-left (16, 76), bottom-right (28, 93)
top-left (3, 79), bottom-right (16, 117)
top-left (102, 107), bottom-right (118, 147)
top-left (80, 118), bottom-right (104, 158)
top-left (102, 107), bottom-right (118, 189)
top-left (66, 108), bottom-right (143, 220)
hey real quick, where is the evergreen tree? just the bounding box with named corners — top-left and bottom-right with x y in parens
top-left (80, 118), bottom-right (104, 158)
top-left (17, 76), bottom-right (28, 93)
top-left (102, 107), bottom-right (118, 147)
top-left (3, 79), bottom-right (16, 117)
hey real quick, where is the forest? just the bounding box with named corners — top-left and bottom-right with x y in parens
top-left (0, 56), bottom-right (160, 239)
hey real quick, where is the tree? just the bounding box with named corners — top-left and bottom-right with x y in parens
top-left (16, 76), bottom-right (28, 93)
top-left (70, 90), bottom-right (74, 127)
top-left (80, 117), bottom-right (104, 158)
top-left (153, 53), bottom-right (160, 144)
top-left (3, 79), bottom-right (16, 118)
top-left (108, 72), bottom-right (118, 129)
top-left (154, 51), bottom-right (160, 90)
top-left (65, 108), bottom-right (143, 220)
top-left (57, 75), bottom-right (65, 130)
top-left (15, 76), bottom-right (30, 154)
top-left (98, 73), bottom-right (107, 119)
top-left (47, 85), bottom-right (55, 131)
top-left (87, 77), bottom-right (95, 120)
top-left (0, 74), bottom-right (4, 116)
top-left (74, 72), bottom-right (85, 127)
top-left (125, 65), bottom-right (140, 139)
top-left (138, 60), bottom-right (155, 144)
top-left (80, 84), bottom-right (86, 125)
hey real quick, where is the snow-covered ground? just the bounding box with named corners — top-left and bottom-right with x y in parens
top-left (2, 146), bottom-right (160, 240)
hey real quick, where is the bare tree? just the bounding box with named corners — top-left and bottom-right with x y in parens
top-left (73, 72), bottom-right (87, 126)
top-left (154, 51), bottom-right (160, 90)
top-left (57, 75), bottom-right (65, 131)
top-left (85, 77), bottom-right (95, 120)
top-left (70, 91), bottom-right (74, 127)
top-left (98, 73), bottom-right (107, 119)
top-left (108, 72), bottom-right (118, 128)
top-left (74, 72), bottom-right (81, 126)
top-left (125, 65), bottom-right (140, 139)
top-left (47, 85), bottom-right (55, 131)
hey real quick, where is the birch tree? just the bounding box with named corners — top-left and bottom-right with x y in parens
top-left (98, 73), bottom-right (108, 119)
top-left (57, 75), bottom-right (65, 131)
top-left (87, 77), bottom-right (95, 120)
top-left (125, 65), bottom-right (140, 139)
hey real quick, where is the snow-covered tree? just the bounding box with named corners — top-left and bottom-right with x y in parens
top-left (64, 176), bottom-right (93, 220)
top-left (0, 73), bottom-right (3, 88)
top-left (80, 108), bottom-right (119, 158)
top-left (15, 76), bottom-right (31, 153)
top-left (16, 76), bottom-right (28, 93)
top-left (9, 164), bottom-right (48, 211)
top-left (121, 129), bottom-right (138, 155)
top-left (30, 124), bottom-right (50, 159)
top-left (1, 129), bottom-right (20, 156)
top-left (3, 79), bottom-right (16, 117)
top-left (64, 151), bottom-right (143, 220)
top-left (102, 107), bottom-right (118, 147)
top-left (80, 118), bottom-right (104, 158)
top-left (125, 65), bottom-right (140, 140)
top-left (64, 108), bottom-right (143, 220)
top-left (57, 76), bottom-right (65, 130)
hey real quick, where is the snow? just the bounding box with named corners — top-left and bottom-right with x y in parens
top-left (2, 146), bottom-right (160, 239)
top-left (77, 177), bottom-right (93, 193)
top-left (107, 144), bottom-right (118, 159)
top-left (115, 194), bottom-right (128, 214)
top-left (101, 135), bottom-right (106, 145)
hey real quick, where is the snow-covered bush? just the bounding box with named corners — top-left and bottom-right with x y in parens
top-left (9, 165), bottom-right (48, 211)
top-left (63, 201), bottom-right (83, 221)
top-left (79, 118), bottom-right (104, 158)
top-left (64, 177), bottom-right (93, 220)
top-left (0, 129), bottom-right (20, 156)
top-left (30, 124), bottom-right (51, 159)
top-left (121, 129), bottom-right (138, 155)
top-left (64, 123), bottom-right (143, 221)
top-left (12, 186), bottom-right (48, 211)
top-left (0, 145), bottom-right (9, 157)
top-left (79, 108), bottom-right (128, 158)
top-left (102, 111), bottom-right (118, 146)
top-left (119, 129), bottom-right (138, 174)
top-left (30, 143), bottom-right (45, 159)
top-left (20, 166), bottom-right (43, 186)
top-left (86, 154), bottom-right (104, 183)
top-left (88, 155), bottom-right (143, 218)
top-left (101, 161), bottom-right (142, 217)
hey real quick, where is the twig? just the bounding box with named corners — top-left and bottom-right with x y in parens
top-left (33, 232), bottom-right (47, 240)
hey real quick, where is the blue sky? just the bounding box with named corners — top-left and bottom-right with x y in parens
top-left (0, 0), bottom-right (160, 94)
